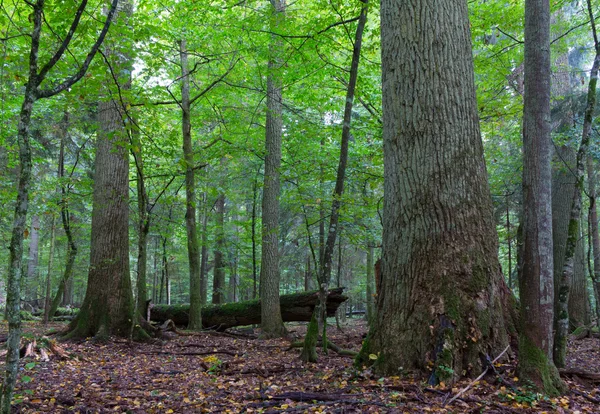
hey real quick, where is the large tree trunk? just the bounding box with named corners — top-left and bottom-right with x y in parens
top-left (179, 38), bottom-right (202, 331)
top-left (150, 288), bottom-right (348, 330)
top-left (66, 0), bottom-right (138, 340)
top-left (358, 0), bottom-right (512, 385)
top-left (259, 0), bottom-right (287, 338)
top-left (519, 0), bottom-right (564, 394)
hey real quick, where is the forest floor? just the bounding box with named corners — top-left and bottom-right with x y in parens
top-left (0, 318), bottom-right (599, 413)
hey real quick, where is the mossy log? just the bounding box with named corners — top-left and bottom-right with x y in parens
top-left (150, 288), bottom-right (348, 330)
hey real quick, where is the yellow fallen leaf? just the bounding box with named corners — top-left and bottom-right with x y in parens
top-left (368, 354), bottom-right (378, 360)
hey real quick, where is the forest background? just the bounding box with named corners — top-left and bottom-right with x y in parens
top-left (0, 0), bottom-right (598, 373)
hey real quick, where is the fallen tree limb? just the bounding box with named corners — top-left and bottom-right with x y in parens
top-left (150, 288), bottom-right (348, 330)
top-left (559, 368), bottom-right (600, 382)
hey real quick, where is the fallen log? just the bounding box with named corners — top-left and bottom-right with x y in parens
top-left (150, 288), bottom-right (348, 330)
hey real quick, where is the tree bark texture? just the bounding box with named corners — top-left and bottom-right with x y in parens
top-left (519, 0), bottom-right (563, 394)
top-left (259, 0), bottom-right (287, 338)
top-left (358, 0), bottom-right (512, 384)
top-left (179, 38), bottom-right (202, 330)
top-left (67, 0), bottom-right (136, 339)
top-left (150, 288), bottom-right (347, 330)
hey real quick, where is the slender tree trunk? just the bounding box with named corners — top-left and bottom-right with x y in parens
top-left (303, 0), bottom-right (368, 359)
top-left (131, 126), bottom-right (150, 318)
top-left (252, 169), bottom-right (259, 299)
top-left (587, 156), bottom-right (600, 325)
top-left (26, 215), bottom-right (40, 301)
top-left (49, 112), bottom-right (78, 319)
top-left (519, 0), bottom-right (564, 393)
top-left (42, 215), bottom-right (56, 324)
top-left (553, 4), bottom-right (599, 367)
top-left (357, 0), bottom-right (512, 385)
top-left (213, 190), bottom-right (226, 304)
top-left (179, 38), bottom-right (202, 330)
top-left (259, 0), bottom-right (287, 338)
top-left (569, 231), bottom-right (590, 328)
top-left (199, 189), bottom-right (209, 305)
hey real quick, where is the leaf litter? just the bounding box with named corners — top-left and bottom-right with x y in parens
top-left (1, 320), bottom-right (599, 413)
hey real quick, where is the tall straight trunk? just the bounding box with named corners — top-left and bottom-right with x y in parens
top-left (260, 0), bottom-right (287, 338)
top-left (587, 156), bottom-right (600, 324)
top-left (152, 236), bottom-right (159, 304)
top-left (212, 190), bottom-right (226, 304)
top-left (26, 215), bottom-right (40, 300)
top-left (252, 170), bottom-right (259, 299)
top-left (132, 126), bottom-right (150, 318)
top-left (49, 112), bottom-right (78, 319)
top-left (179, 39), bottom-right (202, 330)
top-left (199, 189), bottom-right (209, 305)
top-left (519, 0), bottom-right (563, 393)
top-left (553, 2), bottom-right (599, 367)
top-left (42, 215), bottom-right (56, 324)
top-left (302, 0), bottom-right (368, 362)
top-left (66, 0), bottom-right (139, 340)
top-left (569, 231), bottom-right (590, 328)
top-left (357, 0), bottom-right (512, 384)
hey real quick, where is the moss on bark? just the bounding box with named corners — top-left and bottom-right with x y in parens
top-left (517, 335), bottom-right (565, 396)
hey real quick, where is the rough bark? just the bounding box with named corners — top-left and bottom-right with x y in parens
top-left (65, 0), bottom-right (139, 340)
top-left (358, 0), bottom-right (512, 385)
top-left (259, 0), bottom-right (287, 338)
top-left (150, 288), bottom-right (348, 330)
top-left (179, 38), bottom-right (202, 330)
top-left (519, 0), bottom-right (564, 394)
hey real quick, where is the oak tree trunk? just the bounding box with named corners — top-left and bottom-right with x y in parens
top-left (66, 0), bottom-right (138, 340)
top-left (358, 0), bottom-right (512, 385)
top-left (259, 0), bottom-right (287, 338)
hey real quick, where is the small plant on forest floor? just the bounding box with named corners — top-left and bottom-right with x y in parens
top-left (498, 385), bottom-right (544, 407)
top-left (203, 355), bottom-right (223, 374)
